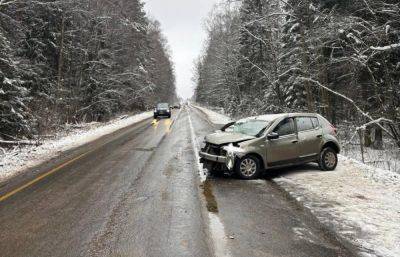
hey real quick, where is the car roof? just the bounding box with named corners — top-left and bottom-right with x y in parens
top-left (237, 113), bottom-right (318, 122)
top-left (237, 114), bottom-right (286, 122)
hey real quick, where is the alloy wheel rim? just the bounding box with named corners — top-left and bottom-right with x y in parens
top-left (324, 152), bottom-right (336, 169)
top-left (240, 158), bottom-right (257, 177)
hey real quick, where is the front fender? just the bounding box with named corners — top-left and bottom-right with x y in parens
top-left (223, 144), bottom-right (266, 170)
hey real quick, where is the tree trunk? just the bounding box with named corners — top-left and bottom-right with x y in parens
top-left (57, 12), bottom-right (65, 90)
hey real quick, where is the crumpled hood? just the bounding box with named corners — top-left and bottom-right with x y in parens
top-left (205, 132), bottom-right (255, 145)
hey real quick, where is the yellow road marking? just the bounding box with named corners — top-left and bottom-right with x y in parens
top-left (152, 119), bottom-right (159, 130)
top-left (0, 152), bottom-right (90, 202)
top-left (0, 117), bottom-right (160, 203)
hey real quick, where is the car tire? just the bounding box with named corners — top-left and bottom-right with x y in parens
top-left (235, 155), bottom-right (261, 180)
top-left (318, 147), bottom-right (338, 171)
top-left (154, 115), bottom-right (158, 119)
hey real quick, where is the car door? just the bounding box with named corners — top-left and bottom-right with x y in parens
top-left (295, 116), bottom-right (323, 161)
top-left (266, 117), bottom-right (299, 166)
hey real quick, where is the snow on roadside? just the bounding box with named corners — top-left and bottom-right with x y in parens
top-left (193, 104), bottom-right (400, 257)
top-left (191, 104), bottom-right (233, 125)
top-left (0, 112), bottom-right (152, 183)
top-left (340, 155), bottom-right (400, 185)
top-left (274, 162), bottom-right (400, 257)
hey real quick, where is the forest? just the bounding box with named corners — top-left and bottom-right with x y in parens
top-left (0, 0), bottom-right (176, 141)
top-left (195, 0), bottom-right (400, 137)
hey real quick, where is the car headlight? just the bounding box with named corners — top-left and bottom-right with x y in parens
top-left (227, 155), bottom-right (234, 170)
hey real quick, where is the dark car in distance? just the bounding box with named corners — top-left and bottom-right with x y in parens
top-left (171, 103), bottom-right (181, 109)
top-left (154, 103), bottom-right (171, 119)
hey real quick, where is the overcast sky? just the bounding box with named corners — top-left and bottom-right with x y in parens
top-left (143, 0), bottom-right (219, 99)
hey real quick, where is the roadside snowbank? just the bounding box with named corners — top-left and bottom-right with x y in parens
top-left (0, 112), bottom-right (152, 182)
top-left (193, 104), bottom-right (400, 257)
top-left (191, 104), bottom-right (232, 125)
top-left (274, 160), bottom-right (400, 257)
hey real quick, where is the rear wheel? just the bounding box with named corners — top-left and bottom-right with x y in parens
top-left (235, 155), bottom-right (261, 180)
top-left (318, 147), bottom-right (338, 171)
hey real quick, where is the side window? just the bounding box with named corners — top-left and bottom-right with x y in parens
top-left (296, 117), bottom-right (314, 132)
top-left (273, 118), bottom-right (295, 136)
top-left (311, 117), bottom-right (320, 129)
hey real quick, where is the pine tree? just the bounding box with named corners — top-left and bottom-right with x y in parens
top-left (0, 30), bottom-right (31, 139)
top-left (0, 0), bottom-right (177, 139)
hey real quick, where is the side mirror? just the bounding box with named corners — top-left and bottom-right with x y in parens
top-left (267, 132), bottom-right (279, 140)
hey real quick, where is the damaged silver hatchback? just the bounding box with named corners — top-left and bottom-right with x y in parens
top-left (199, 113), bottom-right (340, 179)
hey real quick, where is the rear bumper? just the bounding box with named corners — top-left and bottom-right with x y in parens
top-left (154, 111), bottom-right (170, 116)
top-left (199, 151), bottom-right (227, 164)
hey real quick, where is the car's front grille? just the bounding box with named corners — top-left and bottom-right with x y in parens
top-left (204, 143), bottom-right (226, 156)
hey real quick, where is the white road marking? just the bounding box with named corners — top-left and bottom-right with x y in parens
top-left (186, 108), bottom-right (232, 257)
top-left (187, 108), bottom-right (207, 183)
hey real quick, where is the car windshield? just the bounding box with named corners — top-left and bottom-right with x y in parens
top-left (157, 103), bottom-right (169, 109)
top-left (231, 120), bottom-right (270, 137)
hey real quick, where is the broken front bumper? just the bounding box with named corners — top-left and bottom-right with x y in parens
top-left (199, 151), bottom-right (227, 164)
top-left (199, 151), bottom-right (236, 171)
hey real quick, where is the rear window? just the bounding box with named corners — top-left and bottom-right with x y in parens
top-left (157, 103), bottom-right (169, 109)
top-left (296, 117), bottom-right (314, 132)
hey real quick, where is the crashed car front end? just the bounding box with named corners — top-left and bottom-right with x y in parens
top-left (199, 118), bottom-right (271, 173)
top-left (199, 141), bottom-right (248, 172)
top-left (223, 144), bottom-right (246, 170)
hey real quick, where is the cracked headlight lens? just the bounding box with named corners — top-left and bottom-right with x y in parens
top-left (225, 144), bottom-right (236, 170)
top-left (226, 155), bottom-right (234, 170)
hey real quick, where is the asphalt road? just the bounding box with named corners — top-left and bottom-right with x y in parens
top-left (0, 106), bottom-right (354, 257)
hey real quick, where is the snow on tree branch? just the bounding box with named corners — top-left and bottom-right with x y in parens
top-left (370, 43), bottom-right (400, 51)
top-left (298, 77), bottom-right (395, 138)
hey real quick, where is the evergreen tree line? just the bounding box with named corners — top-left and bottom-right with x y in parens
top-left (195, 0), bottom-right (400, 129)
top-left (0, 0), bottom-right (176, 140)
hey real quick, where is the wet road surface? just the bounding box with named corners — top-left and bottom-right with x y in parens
top-left (0, 107), bottom-right (354, 257)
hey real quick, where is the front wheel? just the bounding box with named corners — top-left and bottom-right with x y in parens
top-left (235, 155), bottom-right (261, 180)
top-left (318, 147), bottom-right (338, 171)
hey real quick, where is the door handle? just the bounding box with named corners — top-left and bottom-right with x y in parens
top-left (317, 135), bottom-right (322, 138)
top-left (291, 140), bottom-right (298, 144)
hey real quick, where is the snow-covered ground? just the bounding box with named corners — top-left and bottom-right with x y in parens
top-left (193, 104), bottom-right (400, 257)
top-left (337, 124), bottom-right (400, 175)
top-left (0, 112), bottom-right (152, 183)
